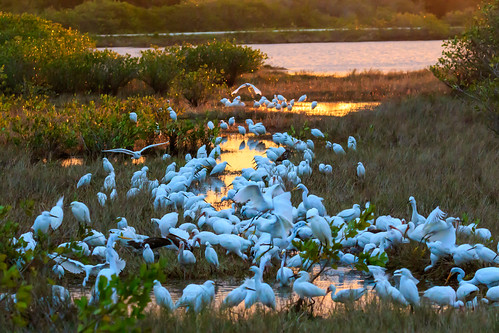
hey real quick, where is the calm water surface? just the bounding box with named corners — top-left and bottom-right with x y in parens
top-left (71, 267), bottom-right (373, 314)
top-left (101, 40), bottom-right (443, 74)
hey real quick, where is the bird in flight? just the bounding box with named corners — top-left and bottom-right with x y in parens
top-left (102, 142), bottom-right (169, 159)
top-left (231, 83), bottom-right (262, 96)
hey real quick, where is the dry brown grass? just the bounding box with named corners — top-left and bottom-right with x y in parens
top-left (236, 69), bottom-right (450, 102)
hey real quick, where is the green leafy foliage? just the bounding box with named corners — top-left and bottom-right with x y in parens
top-left (138, 48), bottom-right (181, 94)
top-left (76, 261), bottom-right (165, 333)
top-left (177, 40), bottom-right (266, 86)
top-left (177, 68), bottom-right (223, 107)
top-left (0, 94), bottom-right (217, 157)
top-left (0, 12), bottom-right (94, 94)
top-left (431, 0), bottom-right (498, 132)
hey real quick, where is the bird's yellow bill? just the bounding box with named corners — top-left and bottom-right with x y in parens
top-left (118, 236), bottom-right (133, 240)
top-left (445, 272), bottom-right (453, 285)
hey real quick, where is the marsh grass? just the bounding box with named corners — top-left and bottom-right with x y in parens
top-left (141, 300), bottom-right (499, 333)
top-left (1, 93), bottom-right (497, 285)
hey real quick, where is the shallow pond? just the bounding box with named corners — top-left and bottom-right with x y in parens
top-left (70, 266), bottom-right (373, 315)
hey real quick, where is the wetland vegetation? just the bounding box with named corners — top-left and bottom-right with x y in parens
top-left (0, 3), bottom-right (498, 332)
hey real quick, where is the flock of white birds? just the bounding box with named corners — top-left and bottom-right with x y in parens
top-left (15, 86), bottom-right (499, 313)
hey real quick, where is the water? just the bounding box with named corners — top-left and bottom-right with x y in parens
top-left (100, 40), bottom-right (443, 74)
top-left (70, 266), bottom-right (373, 314)
top-left (201, 134), bottom-right (277, 209)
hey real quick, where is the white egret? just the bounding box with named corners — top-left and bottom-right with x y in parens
top-left (178, 242), bottom-right (196, 278)
top-left (233, 184), bottom-right (293, 228)
top-left (97, 192), bottom-right (107, 207)
top-left (332, 143), bottom-right (346, 155)
top-left (210, 161), bottom-right (228, 176)
top-left (153, 280), bottom-right (174, 311)
top-left (129, 112), bottom-right (137, 123)
top-left (70, 201), bottom-right (91, 225)
top-left (293, 271), bottom-right (327, 300)
top-left (169, 110), bottom-right (177, 121)
top-left (311, 128), bottom-right (324, 138)
top-left (223, 281), bottom-right (249, 308)
top-left (204, 242), bottom-right (219, 269)
top-left (394, 268), bottom-right (420, 307)
top-left (32, 211), bottom-right (53, 235)
top-left (485, 286), bottom-right (499, 305)
top-left (52, 264), bottom-right (64, 279)
top-left (77, 173), bottom-right (92, 189)
top-left (337, 204), bottom-right (361, 222)
top-left (249, 266), bottom-right (276, 309)
top-left (231, 82), bottom-right (262, 96)
top-left (49, 196), bottom-right (64, 230)
top-left (207, 121), bottom-right (215, 130)
top-left (276, 251), bottom-right (294, 287)
top-left (83, 230), bottom-right (106, 247)
top-left (423, 286), bottom-right (463, 308)
top-left (103, 172), bottom-right (116, 191)
top-left (295, 184), bottom-right (326, 216)
top-left (143, 243), bottom-right (154, 264)
top-left (102, 142), bottom-right (169, 159)
top-left (298, 94), bottom-right (307, 102)
top-left (175, 280), bottom-right (215, 313)
top-left (306, 208), bottom-right (332, 248)
top-left (311, 101), bottom-right (318, 110)
top-left (357, 162), bottom-right (365, 179)
top-left (110, 189), bottom-right (117, 201)
top-left (238, 126), bottom-right (246, 135)
top-left (408, 196), bottom-right (426, 225)
top-left (447, 267), bottom-right (499, 288)
top-left (347, 136), bottom-right (357, 151)
top-left (473, 244), bottom-right (499, 264)
top-left (102, 157), bottom-right (114, 173)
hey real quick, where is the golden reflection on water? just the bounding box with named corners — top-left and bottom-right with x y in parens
top-left (69, 267), bottom-right (373, 316)
top-left (61, 157), bottom-right (84, 167)
top-left (203, 134), bottom-right (278, 209)
top-left (277, 102), bottom-right (379, 116)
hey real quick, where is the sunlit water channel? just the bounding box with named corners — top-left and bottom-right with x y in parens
top-left (101, 40), bottom-right (443, 74)
top-left (59, 102), bottom-right (381, 310)
top-left (70, 267), bottom-right (374, 315)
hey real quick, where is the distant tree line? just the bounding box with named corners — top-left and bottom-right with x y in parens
top-left (0, 0), bottom-right (481, 34)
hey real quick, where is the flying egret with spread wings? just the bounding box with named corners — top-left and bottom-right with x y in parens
top-left (102, 142), bottom-right (169, 159)
top-left (231, 83), bottom-right (262, 96)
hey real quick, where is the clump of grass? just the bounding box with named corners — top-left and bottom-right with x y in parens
top-left (140, 300), bottom-right (499, 333)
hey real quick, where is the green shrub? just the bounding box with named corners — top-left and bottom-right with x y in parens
top-left (84, 50), bottom-right (138, 95)
top-left (0, 95), bottom-right (217, 157)
top-left (178, 68), bottom-right (222, 107)
top-left (138, 48), bottom-right (181, 94)
top-left (431, 0), bottom-right (498, 132)
top-left (178, 40), bottom-right (266, 86)
top-left (0, 12), bottom-right (94, 94)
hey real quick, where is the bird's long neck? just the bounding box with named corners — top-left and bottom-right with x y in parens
top-left (254, 271), bottom-right (262, 288)
top-left (280, 252), bottom-right (287, 268)
top-left (301, 188), bottom-right (308, 205)
top-left (411, 202), bottom-right (418, 217)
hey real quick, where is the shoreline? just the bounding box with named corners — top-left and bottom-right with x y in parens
top-left (93, 27), bottom-right (463, 47)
